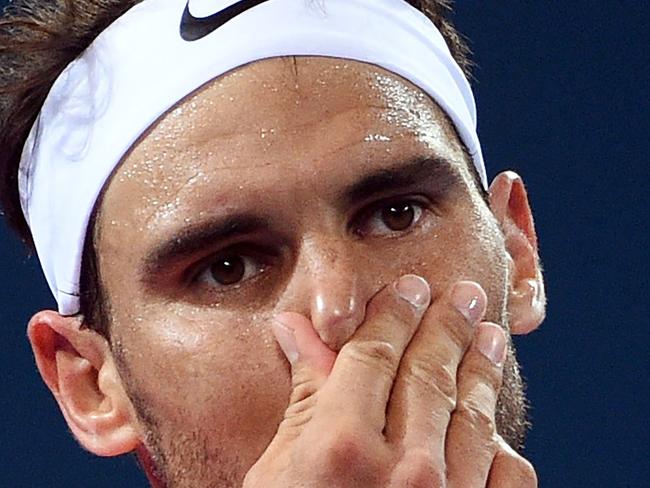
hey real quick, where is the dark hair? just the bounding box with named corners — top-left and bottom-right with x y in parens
top-left (0, 0), bottom-right (473, 336)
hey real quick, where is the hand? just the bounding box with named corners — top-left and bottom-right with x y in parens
top-left (243, 276), bottom-right (537, 487)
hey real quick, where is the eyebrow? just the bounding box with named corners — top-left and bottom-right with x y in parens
top-left (141, 155), bottom-right (460, 279)
top-left (342, 155), bottom-right (459, 205)
top-left (142, 214), bottom-right (268, 278)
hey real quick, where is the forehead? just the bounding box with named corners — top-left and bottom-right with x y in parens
top-left (100, 56), bottom-right (468, 235)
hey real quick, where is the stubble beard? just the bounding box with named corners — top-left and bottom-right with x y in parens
top-left (114, 335), bottom-right (529, 488)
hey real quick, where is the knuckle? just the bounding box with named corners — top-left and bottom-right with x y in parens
top-left (320, 424), bottom-right (367, 469)
top-left (343, 339), bottom-right (399, 375)
top-left (512, 456), bottom-right (538, 486)
top-left (395, 449), bottom-right (445, 488)
top-left (494, 439), bottom-right (538, 487)
top-left (317, 426), bottom-right (385, 482)
top-left (453, 400), bottom-right (496, 438)
top-left (283, 393), bottom-right (317, 429)
top-left (460, 356), bottom-right (503, 392)
top-left (403, 353), bottom-right (457, 408)
top-left (443, 309), bottom-right (473, 349)
top-left (289, 372), bottom-right (320, 404)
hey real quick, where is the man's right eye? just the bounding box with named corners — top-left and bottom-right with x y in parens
top-left (195, 252), bottom-right (267, 289)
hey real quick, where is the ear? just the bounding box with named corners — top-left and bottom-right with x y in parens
top-left (27, 310), bottom-right (140, 456)
top-left (489, 171), bottom-right (546, 334)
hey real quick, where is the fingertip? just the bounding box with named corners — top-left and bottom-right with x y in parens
top-left (273, 312), bottom-right (336, 375)
top-left (450, 280), bottom-right (487, 324)
top-left (394, 274), bottom-right (431, 309)
top-left (272, 317), bottom-right (300, 366)
top-left (475, 322), bottom-right (507, 367)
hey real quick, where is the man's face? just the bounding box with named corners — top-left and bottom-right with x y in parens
top-left (95, 57), bottom-right (525, 486)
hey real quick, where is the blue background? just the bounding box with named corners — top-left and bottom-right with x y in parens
top-left (1, 2), bottom-right (648, 486)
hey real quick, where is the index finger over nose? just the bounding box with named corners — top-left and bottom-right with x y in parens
top-left (317, 274), bottom-right (431, 432)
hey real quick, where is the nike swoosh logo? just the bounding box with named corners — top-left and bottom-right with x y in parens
top-left (180, 0), bottom-right (272, 41)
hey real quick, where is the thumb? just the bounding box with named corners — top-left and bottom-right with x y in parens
top-left (272, 312), bottom-right (336, 420)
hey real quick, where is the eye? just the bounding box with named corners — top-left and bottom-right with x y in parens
top-left (356, 198), bottom-right (427, 237)
top-left (195, 252), bottom-right (266, 289)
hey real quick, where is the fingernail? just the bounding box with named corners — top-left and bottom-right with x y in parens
top-left (451, 281), bottom-right (486, 324)
top-left (395, 274), bottom-right (431, 309)
top-left (477, 324), bottom-right (507, 367)
top-left (272, 317), bottom-right (299, 365)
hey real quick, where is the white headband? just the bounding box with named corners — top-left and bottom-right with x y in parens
top-left (18, 0), bottom-right (486, 315)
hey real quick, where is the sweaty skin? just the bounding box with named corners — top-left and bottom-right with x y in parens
top-left (33, 57), bottom-right (542, 486)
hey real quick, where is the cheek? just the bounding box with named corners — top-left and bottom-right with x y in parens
top-left (393, 203), bottom-right (507, 319)
top-left (113, 309), bottom-right (290, 453)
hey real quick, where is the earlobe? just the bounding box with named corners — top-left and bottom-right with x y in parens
top-left (27, 311), bottom-right (140, 456)
top-left (489, 171), bottom-right (546, 335)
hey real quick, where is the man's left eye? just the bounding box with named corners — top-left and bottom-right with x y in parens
top-left (356, 199), bottom-right (427, 237)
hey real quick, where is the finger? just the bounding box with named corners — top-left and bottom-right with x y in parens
top-left (274, 312), bottom-right (337, 376)
top-left (385, 281), bottom-right (486, 450)
top-left (487, 436), bottom-right (538, 488)
top-left (446, 322), bottom-right (507, 488)
top-left (272, 312), bottom-right (336, 438)
top-left (318, 274), bottom-right (431, 432)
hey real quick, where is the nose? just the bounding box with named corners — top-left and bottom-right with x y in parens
top-left (287, 236), bottom-right (368, 351)
top-left (311, 261), bottom-right (366, 351)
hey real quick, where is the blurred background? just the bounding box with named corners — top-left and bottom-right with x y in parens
top-left (1, 1), bottom-right (648, 486)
